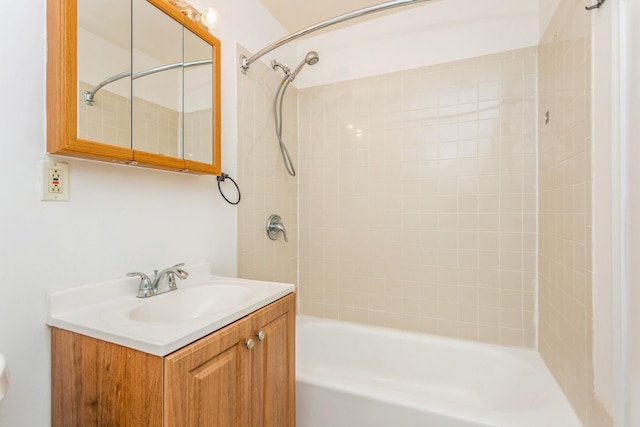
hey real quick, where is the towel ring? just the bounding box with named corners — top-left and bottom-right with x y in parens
top-left (217, 173), bottom-right (241, 205)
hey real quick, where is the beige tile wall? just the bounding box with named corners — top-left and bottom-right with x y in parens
top-left (538, 0), bottom-right (612, 425)
top-left (298, 47), bottom-right (538, 348)
top-left (237, 45), bottom-right (298, 285)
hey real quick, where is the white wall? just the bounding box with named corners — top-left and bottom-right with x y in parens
top-left (592, 0), bottom-right (615, 415)
top-left (0, 1), bottom-right (288, 425)
top-left (295, 0), bottom-right (540, 88)
top-left (622, 0), bottom-right (640, 424)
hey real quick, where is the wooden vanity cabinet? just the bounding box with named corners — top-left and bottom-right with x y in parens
top-left (51, 294), bottom-right (295, 427)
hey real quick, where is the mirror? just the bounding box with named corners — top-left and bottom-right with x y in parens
top-left (132, 0), bottom-right (183, 159)
top-left (77, 0), bottom-right (131, 150)
top-left (183, 29), bottom-right (214, 165)
top-left (47, 0), bottom-right (221, 175)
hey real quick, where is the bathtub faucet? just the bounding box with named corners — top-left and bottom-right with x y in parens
top-left (127, 263), bottom-right (189, 298)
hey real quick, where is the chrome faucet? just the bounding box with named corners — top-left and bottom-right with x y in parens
top-left (127, 263), bottom-right (189, 298)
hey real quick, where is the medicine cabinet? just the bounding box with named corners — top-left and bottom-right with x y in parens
top-left (47, 0), bottom-right (221, 174)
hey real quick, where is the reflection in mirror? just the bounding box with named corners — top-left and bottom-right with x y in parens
top-left (77, 0), bottom-right (131, 148)
top-left (133, 0), bottom-right (183, 158)
top-left (184, 29), bottom-right (213, 165)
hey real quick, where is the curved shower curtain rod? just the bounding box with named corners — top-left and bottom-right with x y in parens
top-left (83, 59), bottom-right (212, 106)
top-left (239, 0), bottom-right (437, 73)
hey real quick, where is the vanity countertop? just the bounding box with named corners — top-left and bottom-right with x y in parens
top-left (46, 263), bottom-right (295, 356)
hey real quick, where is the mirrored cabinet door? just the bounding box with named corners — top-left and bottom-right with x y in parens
top-left (172, 2), bottom-right (221, 175)
top-left (131, 0), bottom-right (184, 169)
top-left (77, 0), bottom-right (131, 150)
top-left (183, 29), bottom-right (213, 166)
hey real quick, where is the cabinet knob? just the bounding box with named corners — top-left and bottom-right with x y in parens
top-left (245, 339), bottom-right (255, 350)
top-left (256, 331), bottom-right (266, 341)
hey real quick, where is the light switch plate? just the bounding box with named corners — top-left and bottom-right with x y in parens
top-left (41, 160), bottom-right (70, 201)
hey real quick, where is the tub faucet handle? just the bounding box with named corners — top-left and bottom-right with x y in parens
top-left (266, 214), bottom-right (288, 242)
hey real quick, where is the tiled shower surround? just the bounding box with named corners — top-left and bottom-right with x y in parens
top-left (237, 45), bottom-right (298, 285)
top-left (236, 1), bottom-right (614, 423)
top-left (298, 47), bottom-right (538, 348)
top-left (538, 1), bottom-right (611, 425)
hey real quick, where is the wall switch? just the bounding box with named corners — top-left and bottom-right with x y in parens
top-left (41, 160), bottom-right (69, 201)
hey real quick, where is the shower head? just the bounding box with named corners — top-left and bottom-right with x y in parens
top-left (305, 51), bottom-right (320, 66)
top-left (290, 51), bottom-right (320, 80)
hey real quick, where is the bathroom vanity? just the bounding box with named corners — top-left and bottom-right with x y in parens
top-left (47, 265), bottom-right (295, 426)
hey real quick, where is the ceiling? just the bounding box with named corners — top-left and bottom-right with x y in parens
top-left (258, 0), bottom-right (426, 33)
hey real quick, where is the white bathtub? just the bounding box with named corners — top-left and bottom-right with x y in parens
top-left (296, 316), bottom-right (581, 427)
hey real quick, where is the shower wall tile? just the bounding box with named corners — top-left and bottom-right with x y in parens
top-left (538, 1), bottom-right (612, 425)
top-left (299, 46), bottom-right (537, 349)
top-left (236, 45), bottom-right (298, 286)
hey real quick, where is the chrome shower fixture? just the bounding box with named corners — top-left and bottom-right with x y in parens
top-left (290, 51), bottom-right (319, 81)
top-left (271, 51), bottom-right (320, 82)
top-left (272, 51), bottom-right (320, 177)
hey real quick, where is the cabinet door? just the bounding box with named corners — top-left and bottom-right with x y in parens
top-left (51, 328), bottom-right (163, 427)
top-left (164, 316), bottom-right (252, 427)
top-left (250, 294), bottom-right (296, 427)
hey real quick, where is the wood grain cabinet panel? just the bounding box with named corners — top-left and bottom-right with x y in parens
top-left (251, 297), bottom-right (295, 427)
top-left (164, 315), bottom-right (252, 427)
top-left (51, 294), bottom-right (295, 427)
top-left (51, 329), bottom-right (163, 427)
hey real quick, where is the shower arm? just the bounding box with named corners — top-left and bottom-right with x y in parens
top-left (239, 0), bottom-right (435, 73)
top-left (83, 59), bottom-right (212, 106)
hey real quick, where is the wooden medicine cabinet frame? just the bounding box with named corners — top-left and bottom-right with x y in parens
top-left (46, 0), bottom-right (222, 175)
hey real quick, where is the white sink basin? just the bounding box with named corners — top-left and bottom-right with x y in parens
top-left (127, 284), bottom-right (252, 323)
top-left (46, 263), bottom-right (295, 356)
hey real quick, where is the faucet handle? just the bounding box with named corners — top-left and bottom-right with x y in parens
top-left (167, 266), bottom-right (189, 290)
top-left (157, 263), bottom-right (189, 291)
top-left (171, 263), bottom-right (189, 279)
top-left (266, 214), bottom-right (288, 242)
top-left (127, 272), bottom-right (155, 298)
top-left (174, 264), bottom-right (189, 280)
top-left (127, 271), bottom-right (150, 282)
